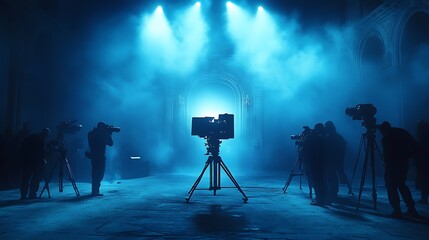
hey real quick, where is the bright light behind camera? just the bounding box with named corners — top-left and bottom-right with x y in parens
top-left (191, 97), bottom-right (234, 119)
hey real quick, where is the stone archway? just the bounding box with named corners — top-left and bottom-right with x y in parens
top-left (183, 72), bottom-right (244, 138)
top-left (356, 31), bottom-right (386, 95)
top-left (397, 10), bottom-right (429, 129)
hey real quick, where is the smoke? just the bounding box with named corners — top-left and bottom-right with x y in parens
top-left (11, 1), bottom-right (427, 177)
top-left (226, 6), bottom-right (330, 98)
top-left (139, 4), bottom-right (208, 76)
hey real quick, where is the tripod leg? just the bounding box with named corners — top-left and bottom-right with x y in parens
top-left (210, 158), bottom-right (221, 195)
top-left (374, 141), bottom-right (383, 159)
top-left (65, 157), bottom-right (80, 197)
top-left (39, 158), bottom-right (60, 199)
top-left (351, 134), bottom-right (365, 188)
top-left (186, 158), bottom-right (212, 202)
top-left (211, 159), bottom-right (221, 195)
top-left (282, 155), bottom-right (301, 193)
top-left (217, 160), bottom-right (221, 192)
top-left (357, 141), bottom-right (370, 210)
top-left (59, 156), bottom-right (64, 192)
top-left (369, 138), bottom-right (377, 209)
top-left (219, 159), bottom-right (248, 203)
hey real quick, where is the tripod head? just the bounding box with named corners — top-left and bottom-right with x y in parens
top-left (204, 137), bottom-right (221, 157)
top-left (362, 117), bottom-right (377, 136)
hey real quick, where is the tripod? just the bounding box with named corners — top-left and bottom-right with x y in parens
top-left (351, 127), bottom-right (381, 209)
top-left (282, 145), bottom-right (313, 198)
top-left (39, 134), bottom-right (80, 198)
top-left (185, 138), bottom-right (248, 203)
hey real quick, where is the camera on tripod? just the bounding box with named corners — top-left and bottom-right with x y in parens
top-left (48, 120), bottom-right (83, 153)
top-left (290, 126), bottom-right (312, 146)
top-left (191, 114), bottom-right (234, 140)
top-left (345, 104), bottom-right (377, 130)
top-left (346, 103), bottom-right (380, 209)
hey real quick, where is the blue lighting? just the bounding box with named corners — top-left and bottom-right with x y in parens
top-left (258, 6), bottom-right (264, 12)
top-left (195, 2), bottom-right (201, 7)
top-left (226, 1), bottom-right (233, 8)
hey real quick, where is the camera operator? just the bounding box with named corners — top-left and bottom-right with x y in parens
top-left (87, 122), bottom-right (114, 196)
top-left (378, 121), bottom-right (418, 218)
top-left (20, 128), bottom-right (50, 200)
top-left (324, 121), bottom-right (352, 200)
top-left (302, 123), bottom-right (327, 206)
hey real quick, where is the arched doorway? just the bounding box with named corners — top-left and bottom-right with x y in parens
top-left (185, 73), bottom-right (243, 138)
top-left (400, 11), bottom-right (429, 129)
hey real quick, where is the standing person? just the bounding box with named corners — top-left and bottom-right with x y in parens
top-left (20, 128), bottom-right (50, 200)
top-left (414, 120), bottom-right (429, 204)
top-left (324, 121), bottom-right (352, 200)
top-left (87, 122), bottom-right (113, 196)
top-left (303, 123), bottom-right (327, 206)
top-left (378, 121), bottom-right (418, 218)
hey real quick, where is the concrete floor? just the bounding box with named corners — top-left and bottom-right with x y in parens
top-left (1, 173), bottom-right (428, 239)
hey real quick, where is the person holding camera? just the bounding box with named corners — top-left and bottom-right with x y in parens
top-left (302, 123), bottom-right (327, 206)
top-left (87, 122), bottom-right (114, 196)
top-left (378, 121), bottom-right (418, 218)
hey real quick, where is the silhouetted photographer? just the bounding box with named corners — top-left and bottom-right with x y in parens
top-left (378, 121), bottom-right (418, 218)
top-left (86, 122), bottom-right (119, 196)
top-left (302, 123), bottom-right (327, 206)
top-left (324, 121), bottom-right (352, 201)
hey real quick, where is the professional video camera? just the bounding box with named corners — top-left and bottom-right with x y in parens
top-left (57, 120), bottom-right (82, 136)
top-left (102, 124), bottom-right (121, 134)
top-left (192, 114), bottom-right (234, 140)
top-left (345, 104), bottom-right (377, 121)
top-left (345, 104), bottom-right (377, 130)
top-left (290, 126), bottom-right (312, 146)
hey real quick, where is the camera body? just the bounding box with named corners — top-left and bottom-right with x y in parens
top-left (192, 114), bottom-right (234, 140)
top-left (57, 120), bottom-right (82, 135)
top-left (291, 126), bottom-right (312, 146)
top-left (99, 123), bottom-right (120, 135)
top-left (105, 125), bottom-right (120, 134)
top-left (345, 104), bottom-right (377, 121)
top-left (345, 104), bottom-right (377, 130)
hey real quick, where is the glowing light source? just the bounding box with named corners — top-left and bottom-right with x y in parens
top-left (187, 83), bottom-right (235, 122)
top-left (258, 6), bottom-right (264, 12)
top-left (226, 1), bottom-right (233, 8)
top-left (155, 6), bottom-right (163, 13)
top-left (195, 2), bottom-right (201, 7)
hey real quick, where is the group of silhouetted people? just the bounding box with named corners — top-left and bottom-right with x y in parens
top-left (0, 121), bottom-right (115, 199)
top-left (1, 118), bottom-right (429, 218)
top-left (301, 121), bottom-right (352, 206)
top-left (300, 119), bottom-right (429, 218)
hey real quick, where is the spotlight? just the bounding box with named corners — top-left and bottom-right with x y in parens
top-left (155, 6), bottom-right (163, 13)
top-left (195, 2), bottom-right (201, 7)
top-left (258, 6), bottom-right (264, 12)
top-left (226, 1), bottom-right (233, 7)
